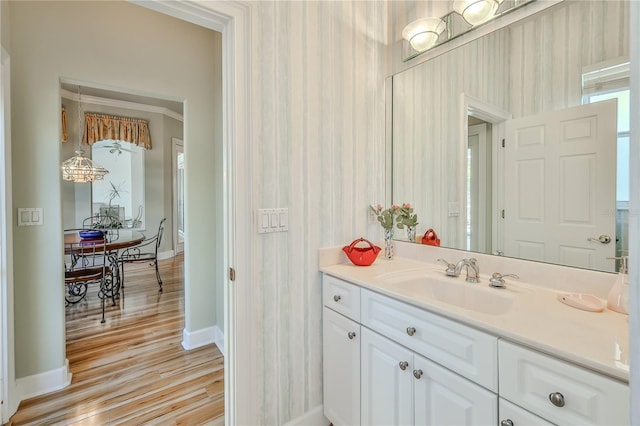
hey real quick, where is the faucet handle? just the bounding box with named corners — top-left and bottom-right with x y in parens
top-left (437, 259), bottom-right (457, 277)
top-left (489, 272), bottom-right (519, 289)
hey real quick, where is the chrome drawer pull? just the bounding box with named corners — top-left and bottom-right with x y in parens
top-left (347, 331), bottom-right (356, 340)
top-left (398, 361), bottom-right (409, 371)
top-left (549, 392), bottom-right (565, 407)
top-left (333, 295), bottom-right (341, 302)
top-left (406, 327), bottom-right (416, 336)
top-left (500, 420), bottom-right (514, 426)
top-left (413, 369), bottom-right (423, 379)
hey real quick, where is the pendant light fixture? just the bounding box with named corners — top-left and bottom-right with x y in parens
top-left (61, 86), bottom-right (109, 183)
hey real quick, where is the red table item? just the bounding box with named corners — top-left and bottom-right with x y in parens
top-left (421, 229), bottom-right (441, 246)
top-left (342, 238), bottom-right (381, 266)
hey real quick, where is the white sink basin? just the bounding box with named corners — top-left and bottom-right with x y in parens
top-left (381, 272), bottom-right (514, 315)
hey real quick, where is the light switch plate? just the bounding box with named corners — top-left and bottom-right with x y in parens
top-left (257, 208), bottom-right (289, 234)
top-left (18, 208), bottom-right (44, 226)
top-left (448, 202), bottom-right (460, 217)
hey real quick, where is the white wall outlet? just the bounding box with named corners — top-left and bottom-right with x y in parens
top-left (18, 208), bottom-right (44, 226)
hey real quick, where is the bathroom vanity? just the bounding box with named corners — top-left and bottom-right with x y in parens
top-left (320, 242), bottom-right (630, 426)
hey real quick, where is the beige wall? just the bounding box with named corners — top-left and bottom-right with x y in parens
top-left (249, 1), bottom-right (388, 422)
top-left (8, 1), bottom-right (221, 379)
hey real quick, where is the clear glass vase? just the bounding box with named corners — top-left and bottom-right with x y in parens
top-left (384, 228), bottom-right (394, 260)
top-left (406, 226), bottom-right (416, 243)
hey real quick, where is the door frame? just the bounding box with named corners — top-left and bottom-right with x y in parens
top-left (130, 1), bottom-right (254, 424)
top-left (0, 46), bottom-right (15, 423)
top-left (459, 94), bottom-right (512, 254)
top-left (172, 138), bottom-right (184, 255)
top-left (467, 123), bottom-right (488, 252)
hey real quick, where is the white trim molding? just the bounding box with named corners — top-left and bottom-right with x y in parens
top-left (181, 326), bottom-right (215, 350)
top-left (180, 325), bottom-right (225, 356)
top-left (213, 325), bottom-right (225, 356)
top-left (157, 250), bottom-right (175, 261)
top-left (15, 359), bottom-right (71, 403)
top-left (283, 405), bottom-right (329, 426)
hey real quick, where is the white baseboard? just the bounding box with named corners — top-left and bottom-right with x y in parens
top-left (182, 326), bottom-right (214, 350)
top-left (182, 325), bottom-right (225, 355)
top-left (15, 358), bottom-right (72, 402)
top-left (158, 250), bottom-right (175, 260)
top-left (283, 405), bottom-right (329, 426)
top-left (213, 325), bottom-right (225, 356)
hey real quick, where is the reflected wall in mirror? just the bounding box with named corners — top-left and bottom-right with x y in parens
top-left (392, 0), bottom-right (629, 272)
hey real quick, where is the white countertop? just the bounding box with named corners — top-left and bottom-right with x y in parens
top-left (320, 254), bottom-right (629, 383)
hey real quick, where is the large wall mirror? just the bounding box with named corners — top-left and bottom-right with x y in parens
top-left (391, 0), bottom-right (629, 272)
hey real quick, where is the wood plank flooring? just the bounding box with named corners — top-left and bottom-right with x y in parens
top-left (8, 254), bottom-right (224, 426)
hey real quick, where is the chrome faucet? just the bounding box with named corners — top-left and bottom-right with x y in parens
top-left (454, 258), bottom-right (480, 283)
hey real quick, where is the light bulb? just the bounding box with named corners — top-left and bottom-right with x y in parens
top-left (454, 0), bottom-right (503, 26)
top-left (402, 17), bottom-right (446, 52)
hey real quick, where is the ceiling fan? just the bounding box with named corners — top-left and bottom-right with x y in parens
top-left (96, 140), bottom-right (134, 155)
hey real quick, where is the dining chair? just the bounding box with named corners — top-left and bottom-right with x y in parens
top-left (64, 229), bottom-right (116, 323)
top-left (119, 218), bottom-right (166, 292)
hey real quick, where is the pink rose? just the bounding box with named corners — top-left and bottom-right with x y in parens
top-left (403, 203), bottom-right (411, 208)
top-left (376, 204), bottom-right (383, 210)
top-left (391, 204), bottom-right (399, 210)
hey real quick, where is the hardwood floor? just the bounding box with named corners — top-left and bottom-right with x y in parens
top-left (8, 254), bottom-right (224, 426)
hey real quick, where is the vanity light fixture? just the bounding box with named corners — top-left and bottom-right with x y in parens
top-left (61, 86), bottom-right (109, 183)
top-left (453, 0), bottom-right (505, 26)
top-left (402, 17), bottom-right (446, 52)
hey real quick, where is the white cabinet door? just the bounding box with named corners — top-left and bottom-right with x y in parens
top-left (323, 308), bottom-right (360, 426)
top-left (413, 354), bottom-right (497, 426)
top-left (361, 328), bottom-right (414, 426)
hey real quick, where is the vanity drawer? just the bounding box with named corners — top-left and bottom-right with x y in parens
top-left (499, 340), bottom-right (629, 425)
top-left (361, 288), bottom-right (498, 391)
top-left (322, 274), bottom-right (361, 321)
top-left (499, 398), bottom-right (553, 426)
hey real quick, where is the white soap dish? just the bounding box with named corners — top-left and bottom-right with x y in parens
top-left (557, 293), bottom-right (604, 312)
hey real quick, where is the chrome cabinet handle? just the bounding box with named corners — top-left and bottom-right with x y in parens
top-left (413, 369), bottom-right (423, 379)
top-left (406, 327), bottom-right (416, 336)
top-left (398, 361), bottom-right (409, 370)
top-left (347, 331), bottom-right (356, 340)
top-left (549, 392), bottom-right (565, 407)
top-left (500, 420), bottom-right (514, 426)
top-left (587, 235), bottom-right (611, 244)
top-left (333, 295), bottom-right (341, 302)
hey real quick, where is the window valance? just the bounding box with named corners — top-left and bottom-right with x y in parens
top-left (82, 113), bottom-right (152, 149)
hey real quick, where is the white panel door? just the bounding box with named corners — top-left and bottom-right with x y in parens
top-left (361, 328), bottom-right (413, 426)
top-left (414, 354), bottom-right (497, 426)
top-left (322, 308), bottom-right (360, 426)
top-left (504, 100), bottom-right (617, 271)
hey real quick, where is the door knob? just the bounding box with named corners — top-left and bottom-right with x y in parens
top-left (587, 235), bottom-right (611, 244)
top-left (500, 420), bottom-right (514, 426)
top-left (413, 369), bottom-right (423, 379)
top-left (347, 331), bottom-right (356, 340)
top-left (333, 295), bottom-right (341, 302)
top-left (406, 327), bottom-right (416, 336)
top-left (398, 361), bottom-right (409, 370)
